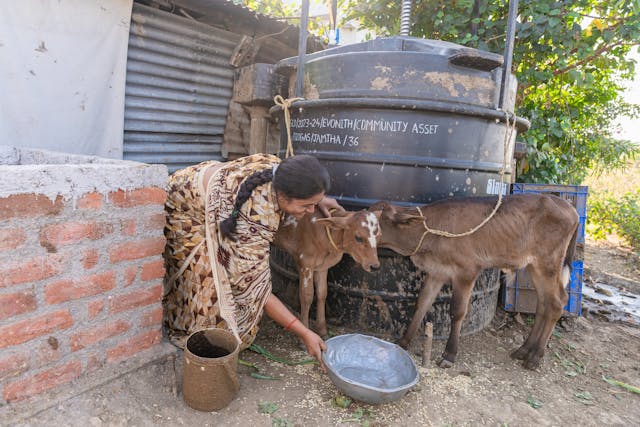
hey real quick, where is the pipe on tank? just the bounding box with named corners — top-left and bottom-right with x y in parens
top-left (295, 0), bottom-right (310, 97)
top-left (400, 0), bottom-right (412, 36)
top-left (499, 0), bottom-right (519, 110)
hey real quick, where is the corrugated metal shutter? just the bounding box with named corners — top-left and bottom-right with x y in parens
top-left (123, 3), bottom-right (242, 172)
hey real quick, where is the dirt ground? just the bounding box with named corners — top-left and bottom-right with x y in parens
top-left (5, 238), bottom-right (640, 427)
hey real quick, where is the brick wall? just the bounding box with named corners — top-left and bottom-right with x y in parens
top-left (0, 147), bottom-right (168, 403)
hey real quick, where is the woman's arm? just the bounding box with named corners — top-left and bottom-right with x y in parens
top-left (263, 293), bottom-right (327, 371)
top-left (317, 196), bottom-right (345, 217)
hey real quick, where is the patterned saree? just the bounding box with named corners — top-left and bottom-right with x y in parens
top-left (163, 154), bottom-right (282, 350)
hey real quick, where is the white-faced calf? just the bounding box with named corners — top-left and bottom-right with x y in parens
top-left (274, 209), bottom-right (381, 336)
top-left (369, 194), bottom-right (579, 370)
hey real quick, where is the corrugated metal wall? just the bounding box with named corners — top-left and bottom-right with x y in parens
top-left (123, 3), bottom-right (242, 172)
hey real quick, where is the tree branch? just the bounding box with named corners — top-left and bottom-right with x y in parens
top-left (552, 42), bottom-right (625, 77)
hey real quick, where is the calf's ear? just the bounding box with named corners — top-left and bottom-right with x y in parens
top-left (368, 201), bottom-right (388, 212)
top-left (368, 201), bottom-right (421, 225)
top-left (368, 200), bottom-right (397, 221)
top-left (391, 211), bottom-right (424, 226)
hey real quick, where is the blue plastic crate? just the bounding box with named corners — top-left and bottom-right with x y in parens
top-left (565, 260), bottom-right (583, 316)
top-left (511, 183), bottom-right (588, 244)
top-left (502, 184), bottom-right (587, 316)
top-left (502, 260), bottom-right (583, 316)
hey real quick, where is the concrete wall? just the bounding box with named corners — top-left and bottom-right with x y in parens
top-left (0, 146), bottom-right (169, 403)
top-left (1, 1), bottom-right (131, 158)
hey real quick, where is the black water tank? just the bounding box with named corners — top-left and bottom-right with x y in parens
top-left (270, 36), bottom-right (529, 340)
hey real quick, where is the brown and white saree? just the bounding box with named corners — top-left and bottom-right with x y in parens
top-left (163, 154), bottom-right (282, 350)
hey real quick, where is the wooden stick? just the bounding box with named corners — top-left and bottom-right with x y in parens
top-left (422, 322), bottom-right (433, 367)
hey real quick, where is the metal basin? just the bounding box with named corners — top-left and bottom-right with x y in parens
top-left (322, 334), bottom-right (419, 404)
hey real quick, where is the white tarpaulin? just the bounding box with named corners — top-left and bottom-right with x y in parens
top-left (0, 0), bottom-right (133, 158)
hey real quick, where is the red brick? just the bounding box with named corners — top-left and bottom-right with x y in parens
top-left (40, 221), bottom-right (113, 248)
top-left (140, 306), bottom-right (163, 328)
top-left (138, 213), bottom-right (167, 232)
top-left (109, 283), bottom-right (162, 314)
top-left (82, 248), bottom-right (100, 270)
top-left (34, 337), bottom-right (62, 366)
top-left (3, 360), bottom-right (82, 402)
top-left (106, 329), bottom-right (161, 363)
top-left (0, 310), bottom-right (73, 349)
top-left (0, 291), bottom-right (37, 321)
top-left (121, 218), bottom-right (136, 236)
top-left (109, 188), bottom-right (166, 208)
top-left (70, 319), bottom-right (131, 352)
top-left (45, 271), bottom-right (116, 305)
top-left (109, 238), bottom-right (166, 263)
top-left (0, 254), bottom-right (65, 288)
top-left (77, 192), bottom-right (103, 209)
top-left (88, 299), bottom-right (104, 320)
top-left (0, 352), bottom-right (30, 381)
top-left (141, 259), bottom-right (165, 281)
top-left (124, 265), bottom-right (138, 287)
top-left (0, 228), bottom-right (26, 251)
top-left (86, 353), bottom-right (103, 373)
top-left (0, 194), bottom-right (64, 220)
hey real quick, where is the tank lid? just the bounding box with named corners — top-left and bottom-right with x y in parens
top-left (276, 36), bottom-right (503, 71)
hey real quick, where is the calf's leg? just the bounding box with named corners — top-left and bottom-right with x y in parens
top-left (298, 268), bottom-right (314, 330)
top-left (313, 269), bottom-right (329, 337)
top-left (398, 275), bottom-right (445, 349)
top-left (510, 266), bottom-right (545, 361)
top-left (439, 274), bottom-right (477, 368)
top-left (512, 264), bottom-right (568, 370)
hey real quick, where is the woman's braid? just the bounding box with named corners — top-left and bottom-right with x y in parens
top-left (219, 168), bottom-right (274, 239)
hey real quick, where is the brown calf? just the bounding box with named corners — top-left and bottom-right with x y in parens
top-left (274, 209), bottom-right (381, 336)
top-left (369, 194), bottom-right (579, 370)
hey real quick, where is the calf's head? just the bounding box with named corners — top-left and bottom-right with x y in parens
top-left (368, 201), bottom-right (425, 253)
top-left (318, 210), bottom-right (382, 272)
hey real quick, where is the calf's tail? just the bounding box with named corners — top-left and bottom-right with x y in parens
top-left (562, 223), bottom-right (579, 286)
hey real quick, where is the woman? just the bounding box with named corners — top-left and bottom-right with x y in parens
top-left (163, 153), bottom-right (341, 367)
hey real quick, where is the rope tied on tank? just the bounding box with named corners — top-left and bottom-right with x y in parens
top-left (408, 110), bottom-right (517, 256)
top-left (274, 95), bottom-right (304, 158)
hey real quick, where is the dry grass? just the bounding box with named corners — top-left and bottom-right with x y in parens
top-left (582, 159), bottom-right (640, 197)
top-left (582, 159), bottom-right (640, 249)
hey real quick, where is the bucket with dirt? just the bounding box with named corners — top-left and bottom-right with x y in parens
top-left (182, 328), bottom-right (240, 412)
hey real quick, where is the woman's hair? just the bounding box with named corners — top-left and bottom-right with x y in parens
top-left (219, 155), bottom-right (330, 239)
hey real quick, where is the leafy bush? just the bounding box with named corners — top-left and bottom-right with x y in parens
top-left (343, 0), bottom-right (640, 185)
top-left (587, 189), bottom-right (640, 252)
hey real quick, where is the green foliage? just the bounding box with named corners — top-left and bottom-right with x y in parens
top-left (527, 397), bottom-right (543, 409)
top-left (603, 375), bottom-right (640, 394)
top-left (258, 401), bottom-right (279, 414)
top-left (239, 0), bottom-right (335, 41)
top-left (272, 418), bottom-right (292, 427)
top-left (237, 0), bottom-right (298, 18)
top-left (344, 0), bottom-right (640, 184)
top-left (587, 189), bottom-right (640, 251)
top-left (333, 394), bottom-right (374, 426)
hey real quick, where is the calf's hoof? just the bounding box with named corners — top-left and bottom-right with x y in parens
top-left (523, 360), bottom-right (541, 370)
top-left (436, 357), bottom-right (454, 369)
top-left (510, 346), bottom-right (529, 361)
top-left (523, 355), bottom-right (543, 370)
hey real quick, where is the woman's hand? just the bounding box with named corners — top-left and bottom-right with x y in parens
top-left (317, 196), bottom-right (345, 218)
top-left (300, 329), bottom-right (327, 372)
top-left (263, 294), bottom-right (327, 372)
